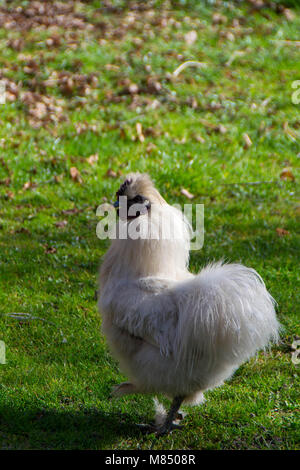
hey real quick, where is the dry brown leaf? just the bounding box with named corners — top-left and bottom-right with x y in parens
top-left (283, 9), bottom-right (295, 22)
top-left (62, 207), bottom-right (79, 215)
top-left (184, 30), bottom-right (197, 45)
top-left (70, 166), bottom-right (82, 183)
top-left (128, 83), bottom-right (139, 94)
top-left (87, 153), bottom-right (99, 166)
top-left (30, 102), bottom-right (47, 120)
top-left (54, 174), bottom-right (63, 183)
top-left (14, 227), bottom-right (30, 234)
top-left (44, 244), bottom-right (57, 255)
top-left (8, 38), bottom-right (24, 51)
top-left (146, 77), bottom-right (162, 94)
top-left (218, 124), bottom-right (227, 134)
top-left (174, 137), bottom-right (187, 144)
top-left (199, 119), bottom-right (227, 134)
top-left (146, 143), bottom-right (157, 154)
top-left (0, 177), bottom-right (11, 186)
top-left (45, 34), bottom-right (61, 48)
top-left (280, 168), bottom-right (295, 181)
top-left (0, 2), bottom-right (91, 32)
top-left (212, 13), bottom-right (227, 24)
top-left (106, 169), bottom-right (117, 178)
top-left (21, 90), bottom-right (65, 127)
top-left (225, 50), bottom-right (246, 67)
top-left (5, 191), bottom-right (14, 199)
top-left (22, 181), bottom-right (37, 190)
top-left (136, 122), bottom-right (145, 143)
top-left (105, 64), bottom-right (120, 71)
top-left (181, 188), bottom-right (194, 199)
top-left (276, 228), bottom-right (290, 237)
top-left (54, 220), bottom-right (68, 228)
top-left (193, 135), bottom-right (205, 143)
top-left (243, 133), bottom-right (252, 148)
top-left (44, 244), bottom-right (57, 254)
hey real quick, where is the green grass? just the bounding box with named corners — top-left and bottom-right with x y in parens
top-left (0, 0), bottom-right (299, 450)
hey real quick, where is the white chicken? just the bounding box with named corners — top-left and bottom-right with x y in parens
top-left (98, 173), bottom-right (280, 435)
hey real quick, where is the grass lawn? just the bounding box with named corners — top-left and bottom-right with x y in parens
top-left (0, 0), bottom-right (299, 450)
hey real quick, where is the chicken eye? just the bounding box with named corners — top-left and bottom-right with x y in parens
top-left (133, 195), bottom-right (143, 203)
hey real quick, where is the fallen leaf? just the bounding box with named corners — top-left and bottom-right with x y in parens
top-left (22, 181), bottom-right (37, 190)
top-left (146, 143), bottom-right (157, 154)
top-left (199, 119), bottom-right (227, 134)
top-left (0, 177), bottom-right (11, 186)
top-left (223, 31), bottom-right (235, 42)
top-left (62, 207), bottom-right (79, 215)
top-left (54, 220), bottom-right (68, 228)
top-left (181, 188), bottom-right (194, 199)
top-left (186, 96), bottom-right (198, 109)
top-left (243, 133), bottom-right (252, 148)
top-left (184, 30), bottom-right (197, 45)
top-left (54, 174), bottom-right (63, 183)
top-left (173, 61), bottom-right (207, 77)
top-left (194, 135), bottom-right (205, 143)
top-left (106, 169), bottom-right (117, 178)
top-left (174, 137), bottom-right (186, 144)
top-left (136, 122), bottom-right (145, 143)
top-left (217, 124), bottom-right (227, 134)
top-left (14, 227), bottom-right (30, 234)
top-left (283, 9), bottom-right (295, 21)
top-left (44, 244), bottom-right (57, 254)
top-left (8, 38), bottom-right (24, 51)
top-left (45, 34), bottom-right (61, 48)
top-left (70, 166), bottom-right (82, 183)
top-left (145, 77), bottom-right (162, 94)
top-left (87, 153), bottom-right (99, 166)
top-left (128, 83), bottom-right (139, 94)
top-left (276, 228), bottom-right (290, 237)
top-left (105, 64), bottom-right (120, 71)
top-left (283, 121), bottom-right (297, 141)
top-left (31, 101), bottom-right (48, 119)
top-left (225, 50), bottom-right (246, 67)
top-left (280, 168), bottom-right (295, 181)
top-left (212, 13), bottom-right (227, 24)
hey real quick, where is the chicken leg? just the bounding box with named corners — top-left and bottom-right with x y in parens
top-left (136, 396), bottom-right (185, 436)
top-left (155, 396), bottom-right (185, 436)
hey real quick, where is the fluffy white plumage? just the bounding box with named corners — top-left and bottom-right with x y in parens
top-left (98, 173), bottom-right (280, 432)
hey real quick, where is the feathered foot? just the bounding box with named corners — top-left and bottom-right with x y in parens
top-left (155, 396), bottom-right (185, 436)
top-left (136, 421), bottom-right (183, 435)
top-left (176, 410), bottom-right (187, 421)
top-left (137, 396), bottom-right (185, 437)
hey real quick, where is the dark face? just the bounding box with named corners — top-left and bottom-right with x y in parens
top-left (114, 194), bottom-right (151, 220)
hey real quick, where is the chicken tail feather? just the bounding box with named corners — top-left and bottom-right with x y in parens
top-left (174, 262), bottom-right (280, 388)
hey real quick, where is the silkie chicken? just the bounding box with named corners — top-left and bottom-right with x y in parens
top-left (98, 173), bottom-right (280, 435)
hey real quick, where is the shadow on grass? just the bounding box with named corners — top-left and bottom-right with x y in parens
top-left (0, 404), bottom-right (144, 449)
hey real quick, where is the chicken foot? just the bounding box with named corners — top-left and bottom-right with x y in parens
top-left (155, 396), bottom-right (185, 436)
top-left (111, 384), bottom-right (185, 436)
top-left (137, 396), bottom-right (185, 436)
